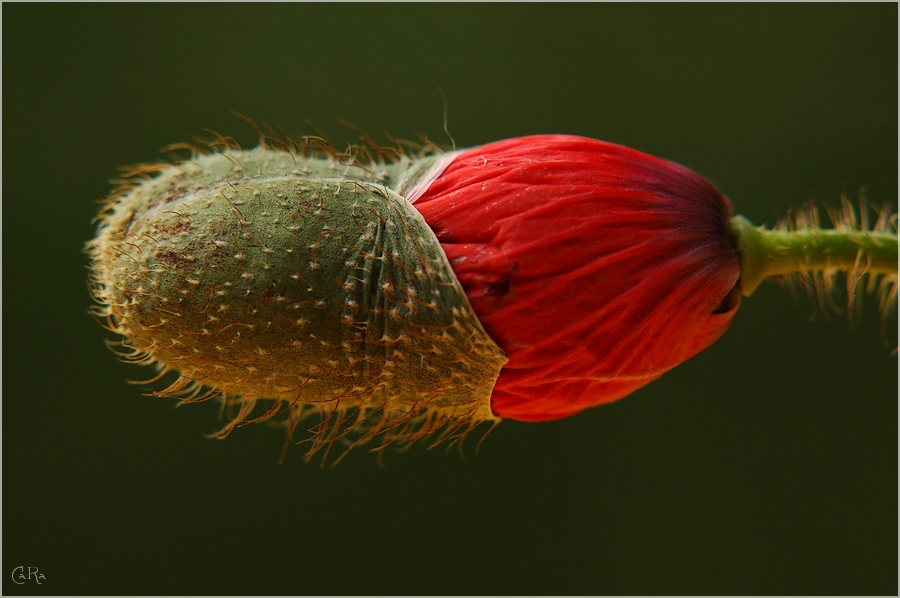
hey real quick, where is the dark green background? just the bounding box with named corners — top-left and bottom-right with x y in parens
top-left (4, 4), bottom-right (897, 595)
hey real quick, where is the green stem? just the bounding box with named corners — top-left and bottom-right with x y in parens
top-left (729, 215), bottom-right (899, 297)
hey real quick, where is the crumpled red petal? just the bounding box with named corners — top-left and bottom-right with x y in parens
top-left (412, 135), bottom-right (741, 421)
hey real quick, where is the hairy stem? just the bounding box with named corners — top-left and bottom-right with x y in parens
top-left (730, 215), bottom-right (899, 296)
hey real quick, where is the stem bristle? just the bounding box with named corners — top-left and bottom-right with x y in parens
top-left (775, 192), bottom-right (898, 336)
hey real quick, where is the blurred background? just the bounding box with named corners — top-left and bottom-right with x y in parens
top-left (3, 4), bottom-right (896, 595)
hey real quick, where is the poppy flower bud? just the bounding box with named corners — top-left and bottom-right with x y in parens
top-left (89, 127), bottom-right (894, 462)
top-left (409, 135), bottom-right (742, 421)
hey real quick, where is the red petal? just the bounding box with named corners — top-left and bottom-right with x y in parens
top-left (413, 135), bottom-right (741, 421)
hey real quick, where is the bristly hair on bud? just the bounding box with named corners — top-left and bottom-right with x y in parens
top-left (775, 193), bottom-right (898, 330)
top-left (87, 119), bottom-right (511, 467)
